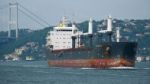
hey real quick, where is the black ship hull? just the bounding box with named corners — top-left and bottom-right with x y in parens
top-left (45, 42), bottom-right (137, 68)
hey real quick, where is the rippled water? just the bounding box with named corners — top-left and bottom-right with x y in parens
top-left (0, 61), bottom-right (150, 84)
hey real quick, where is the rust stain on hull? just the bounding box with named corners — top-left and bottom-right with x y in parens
top-left (48, 58), bottom-right (134, 68)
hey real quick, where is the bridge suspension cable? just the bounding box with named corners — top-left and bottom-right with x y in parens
top-left (18, 3), bottom-right (50, 27)
top-left (18, 8), bottom-right (46, 27)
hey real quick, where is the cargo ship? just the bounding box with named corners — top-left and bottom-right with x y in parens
top-left (45, 16), bottom-right (137, 68)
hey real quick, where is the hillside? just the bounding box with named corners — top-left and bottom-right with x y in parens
top-left (0, 19), bottom-right (150, 60)
top-left (0, 27), bottom-right (51, 60)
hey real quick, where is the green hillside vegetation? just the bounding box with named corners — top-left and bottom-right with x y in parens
top-left (0, 27), bottom-right (51, 59)
top-left (0, 19), bottom-right (150, 60)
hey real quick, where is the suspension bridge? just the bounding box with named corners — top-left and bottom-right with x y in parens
top-left (0, 2), bottom-right (50, 41)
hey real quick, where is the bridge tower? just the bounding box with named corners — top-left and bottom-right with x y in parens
top-left (8, 2), bottom-right (19, 38)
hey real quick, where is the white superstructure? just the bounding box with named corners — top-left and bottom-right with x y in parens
top-left (46, 17), bottom-right (83, 50)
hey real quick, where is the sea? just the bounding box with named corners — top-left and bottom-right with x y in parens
top-left (0, 61), bottom-right (150, 84)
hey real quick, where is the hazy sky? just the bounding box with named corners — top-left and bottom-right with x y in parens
top-left (0, 0), bottom-right (150, 31)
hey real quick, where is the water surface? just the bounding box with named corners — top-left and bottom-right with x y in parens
top-left (0, 61), bottom-right (150, 84)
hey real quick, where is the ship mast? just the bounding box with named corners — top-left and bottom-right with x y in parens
top-left (98, 15), bottom-right (113, 42)
top-left (62, 16), bottom-right (68, 27)
top-left (116, 27), bottom-right (121, 42)
top-left (107, 15), bottom-right (112, 32)
top-left (98, 15), bottom-right (112, 33)
top-left (88, 18), bottom-right (93, 34)
top-left (88, 18), bottom-right (93, 47)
